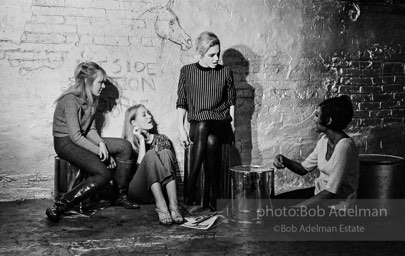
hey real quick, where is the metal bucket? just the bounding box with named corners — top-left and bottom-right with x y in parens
top-left (357, 154), bottom-right (405, 214)
top-left (358, 154), bottom-right (405, 199)
top-left (230, 165), bottom-right (274, 225)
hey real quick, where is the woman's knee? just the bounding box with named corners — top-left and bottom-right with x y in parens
top-left (207, 134), bottom-right (219, 148)
top-left (157, 149), bottom-right (176, 163)
top-left (158, 148), bottom-right (174, 158)
top-left (144, 149), bottom-right (158, 159)
top-left (108, 138), bottom-right (133, 161)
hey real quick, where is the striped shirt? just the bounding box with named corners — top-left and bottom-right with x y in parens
top-left (176, 62), bottom-right (236, 122)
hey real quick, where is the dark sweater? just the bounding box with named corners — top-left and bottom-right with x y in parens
top-left (53, 94), bottom-right (103, 154)
top-left (176, 62), bottom-right (236, 122)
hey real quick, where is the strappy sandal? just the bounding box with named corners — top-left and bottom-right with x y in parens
top-left (169, 207), bottom-right (184, 224)
top-left (155, 208), bottom-right (173, 225)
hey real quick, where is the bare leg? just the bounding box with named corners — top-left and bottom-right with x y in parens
top-left (151, 182), bottom-right (172, 225)
top-left (166, 180), bottom-right (178, 209)
top-left (166, 180), bottom-right (184, 223)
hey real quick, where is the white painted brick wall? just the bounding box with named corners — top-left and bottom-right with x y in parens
top-left (1, 0), bottom-right (379, 201)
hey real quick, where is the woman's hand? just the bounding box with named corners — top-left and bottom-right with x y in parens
top-left (133, 126), bottom-right (145, 141)
top-left (273, 154), bottom-right (286, 169)
top-left (107, 156), bottom-right (116, 169)
top-left (98, 142), bottom-right (109, 161)
top-left (178, 127), bottom-right (190, 148)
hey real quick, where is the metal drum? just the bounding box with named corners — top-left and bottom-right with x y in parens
top-left (230, 165), bottom-right (274, 225)
top-left (358, 154), bottom-right (405, 199)
top-left (357, 154), bottom-right (405, 214)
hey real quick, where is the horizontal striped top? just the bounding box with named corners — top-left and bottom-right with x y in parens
top-left (176, 62), bottom-right (236, 122)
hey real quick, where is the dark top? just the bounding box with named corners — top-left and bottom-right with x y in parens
top-left (53, 94), bottom-right (103, 154)
top-left (147, 134), bottom-right (172, 153)
top-left (176, 62), bottom-right (236, 122)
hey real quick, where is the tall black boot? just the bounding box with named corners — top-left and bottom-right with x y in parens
top-left (46, 180), bottom-right (99, 222)
top-left (113, 159), bottom-right (140, 209)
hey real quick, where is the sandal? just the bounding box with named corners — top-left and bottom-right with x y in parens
top-left (169, 207), bottom-right (184, 224)
top-left (155, 208), bottom-right (173, 225)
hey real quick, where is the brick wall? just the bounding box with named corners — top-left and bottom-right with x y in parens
top-left (324, 46), bottom-right (405, 128)
top-left (0, 0), bottom-right (404, 200)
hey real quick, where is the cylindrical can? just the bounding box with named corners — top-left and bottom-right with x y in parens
top-left (230, 165), bottom-right (274, 225)
top-left (358, 154), bottom-right (405, 199)
top-left (357, 154), bottom-right (405, 215)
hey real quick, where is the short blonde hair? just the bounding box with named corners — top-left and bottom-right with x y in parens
top-left (195, 31), bottom-right (220, 57)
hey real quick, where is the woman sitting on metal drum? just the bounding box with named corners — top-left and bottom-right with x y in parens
top-left (46, 62), bottom-right (138, 222)
top-left (273, 95), bottom-right (359, 208)
top-left (176, 31), bottom-right (236, 211)
top-left (123, 104), bottom-right (183, 225)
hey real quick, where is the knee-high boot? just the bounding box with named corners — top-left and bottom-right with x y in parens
top-left (46, 179), bottom-right (99, 222)
top-left (113, 159), bottom-right (140, 209)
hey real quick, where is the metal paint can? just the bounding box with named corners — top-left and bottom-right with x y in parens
top-left (229, 165), bottom-right (274, 225)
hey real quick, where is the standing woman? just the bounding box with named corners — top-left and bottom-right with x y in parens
top-left (46, 62), bottom-right (139, 222)
top-left (176, 31), bottom-right (236, 211)
top-left (123, 105), bottom-right (183, 225)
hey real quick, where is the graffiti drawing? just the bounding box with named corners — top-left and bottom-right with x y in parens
top-left (133, 0), bottom-right (192, 51)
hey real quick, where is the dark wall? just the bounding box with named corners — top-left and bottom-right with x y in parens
top-left (305, 0), bottom-right (405, 157)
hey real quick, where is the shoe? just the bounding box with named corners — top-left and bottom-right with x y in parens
top-left (45, 200), bottom-right (68, 222)
top-left (169, 207), bottom-right (184, 224)
top-left (114, 186), bottom-right (140, 209)
top-left (46, 181), bottom-right (99, 222)
top-left (115, 193), bottom-right (140, 209)
top-left (155, 208), bottom-right (173, 225)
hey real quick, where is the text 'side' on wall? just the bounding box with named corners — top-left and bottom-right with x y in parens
top-left (0, 0), bottom-right (404, 200)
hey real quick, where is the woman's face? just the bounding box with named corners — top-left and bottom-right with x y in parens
top-left (90, 71), bottom-right (105, 96)
top-left (131, 106), bottom-right (153, 131)
top-left (313, 107), bottom-right (327, 133)
top-left (199, 44), bottom-right (220, 68)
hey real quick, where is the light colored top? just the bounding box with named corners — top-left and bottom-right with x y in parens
top-left (301, 134), bottom-right (359, 201)
top-left (53, 94), bottom-right (103, 154)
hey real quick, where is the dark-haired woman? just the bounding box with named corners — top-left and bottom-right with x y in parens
top-left (273, 95), bottom-right (359, 208)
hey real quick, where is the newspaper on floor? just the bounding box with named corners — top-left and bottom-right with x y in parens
top-left (181, 212), bottom-right (229, 230)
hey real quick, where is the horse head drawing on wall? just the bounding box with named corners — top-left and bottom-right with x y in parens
top-left (134, 0), bottom-right (192, 51)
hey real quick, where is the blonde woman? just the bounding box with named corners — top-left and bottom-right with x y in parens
top-left (176, 31), bottom-right (236, 211)
top-left (123, 104), bottom-right (183, 225)
top-left (46, 62), bottom-right (138, 222)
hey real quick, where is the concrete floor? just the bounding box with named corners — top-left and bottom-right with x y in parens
top-left (1, 199), bottom-right (405, 255)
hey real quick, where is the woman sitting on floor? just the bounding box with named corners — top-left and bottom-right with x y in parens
top-left (273, 95), bottom-right (359, 209)
top-left (122, 104), bottom-right (184, 225)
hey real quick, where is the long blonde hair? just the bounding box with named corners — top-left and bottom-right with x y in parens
top-left (56, 62), bottom-right (107, 114)
top-left (122, 104), bottom-right (145, 152)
